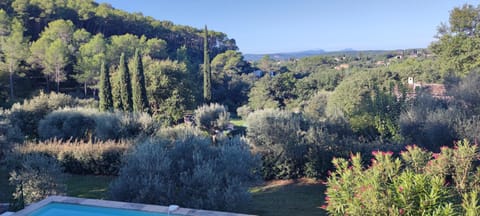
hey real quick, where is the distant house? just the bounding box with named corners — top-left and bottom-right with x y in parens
top-left (375, 61), bottom-right (386, 66)
top-left (399, 77), bottom-right (451, 100)
top-left (334, 64), bottom-right (349, 70)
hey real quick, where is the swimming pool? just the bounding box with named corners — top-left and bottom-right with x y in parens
top-left (11, 196), bottom-right (253, 216)
top-left (27, 203), bottom-right (171, 216)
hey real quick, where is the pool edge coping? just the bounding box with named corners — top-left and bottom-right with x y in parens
top-left (11, 196), bottom-right (255, 216)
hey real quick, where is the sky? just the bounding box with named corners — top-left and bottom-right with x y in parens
top-left (94, 0), bottom-right (478, 54)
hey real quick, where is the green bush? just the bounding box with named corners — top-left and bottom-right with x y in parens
top-left (9, 153), bottom-right (66, 208)
top-left (451, 72), bottom-right (480, 115)
top-left (302, 91), bottom-right (329, 120)
top-left (236, 105), bottom-right (253, 120)
top-left (194, 103), bottom-right (230, 133)
top-left (323, 140), bottom-right (480, 215)
top-left (399, 92), bottom-right (458, 150)
top-left (109, 133), bottom-right (259, 211)
top-left (455, 115), bottom-right (480, 143)
top-left (246, 109), bottom-right (404, 180)
top-left (9, 92), bottom-right (96, 139)
top-left (0, 109), bottom-right (23, 159)
top-left (38, 108), bottom-right (157, 141)
top-left (246, 109), bottom-right (309, 179)
top-left (155, 125), bottom-right (204, 141)
top-left (12, 139), bottom-right (131, 175)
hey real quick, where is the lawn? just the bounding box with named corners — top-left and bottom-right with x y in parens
top-left (244, 178), bottom-right (327, 216)
top-left (0, 165), bottom-right (114, 202)
top-left (66, 175), bottom-right (115, 199)
top-left (230, 118), bottom-right (246, 127)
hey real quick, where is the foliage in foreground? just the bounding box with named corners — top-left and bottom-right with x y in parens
top-left (109, 134), bottom-right (259, 211)
top-left (324, 140), bottom-right (480, 216)
top-left (9, 154), bottom-right (65, 209)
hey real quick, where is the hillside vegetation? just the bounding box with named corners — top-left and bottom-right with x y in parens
top-left (1, 1), bottom-right (480, 215)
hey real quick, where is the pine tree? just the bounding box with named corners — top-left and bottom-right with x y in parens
top-left (203, 25), bottom-right (212, 102)
top-left (99, 61), bottom-right (113, 112)
top-left (118, 53), bottom-right (133, 112)
top-left (131, 49), bottom-right (150, 113)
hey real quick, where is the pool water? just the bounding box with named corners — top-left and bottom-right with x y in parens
top-left (28, 203), bottom-right (173, 216)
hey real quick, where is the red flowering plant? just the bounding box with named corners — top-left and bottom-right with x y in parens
top-left (323, 140), bottom-right (480, 216)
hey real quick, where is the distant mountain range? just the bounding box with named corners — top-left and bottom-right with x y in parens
top-left (244, 49), bottom-right (328, 61)
top-left (243, 48), bottom-right (395, 61)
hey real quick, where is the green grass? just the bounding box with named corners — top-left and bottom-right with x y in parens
top-left (66, 175), bottom-right (115, 199)
top-left (0, 165), bottom-right (114, 202)
top-left (243, 179), bottom-right (327, 216)
top-left (230, 118), bottom-right (246, 127)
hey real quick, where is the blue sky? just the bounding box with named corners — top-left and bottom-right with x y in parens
top-left (95, 0), bottom-right (477, 54)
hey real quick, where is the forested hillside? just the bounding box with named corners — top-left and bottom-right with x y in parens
top-left (0, 0), bottom-right (239, 121)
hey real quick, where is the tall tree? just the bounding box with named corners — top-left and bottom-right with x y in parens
top-left (203, 25), bottom-right (212, 102)
top-left (112, 71), bottom-right (123, 111)
top-left (118, 52), bottom-right (133, 112)
top-left (45, 39), bottom-right (69, 93)
top-left (29, 19), bottom-right (75, 92)
top-left (74, 33), bottom-right (106, 97)
top-left (131, 49), bottom-right (149, 113)
top-left (1, 18), bottom-right (28, 99)
top-left (99, 61), bottom-right (113, 112)
top-left (430, 4), bottom-right (480, 77)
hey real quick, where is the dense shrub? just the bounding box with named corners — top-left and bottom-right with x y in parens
top-left (109, 133), bottom-right (259, 211)
top-left (38, 108), bottom-right (157, 141)
top-left (450, 72), bottom-right (480, 115)
top-left (194, 103), bottom-right (230, 133)
top-left (455, 115), bottom-right (480, 143)
top-left (324, 140), bottom-right (480, 215)
top-left (247, 109), bottom-right (404, 180)
top-left (302, 91), bottom-right (329, 120)
top-left (12, 139), bottom-right (131, 175)
top-left (246, 109), bottom-right (309, 179)
top-left (9, 153), bottom-right (65, 208)
top-left (236, 105), bottom-right (253, 120)
top-left (0, 109), bottom-right (23, 159)
top-left (155, 125), bottom-right (204, 141)
top-left (9, 92), bottom-right (96, 139)
top-left (399, 92), bottom-right (458, 150)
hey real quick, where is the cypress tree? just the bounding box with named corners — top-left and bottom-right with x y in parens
top-left (118, 53), bottom-right (133, 112)
top-left (99, 61), bottom-right (113, 111)
top-left (112, 77), bottom-right (123, 111)
top-left (203, 25), bottom-right (212, 102)
top-left (131, 49), bottom-right (150, 113)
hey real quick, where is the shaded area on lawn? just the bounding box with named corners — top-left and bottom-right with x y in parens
top-left (243, 178), bottom-right (327, 216)
top-left (66, 175), bottom-right (115, 199)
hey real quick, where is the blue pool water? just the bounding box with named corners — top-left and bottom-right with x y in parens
top-left (28, 203), bottom-right (173, 216)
